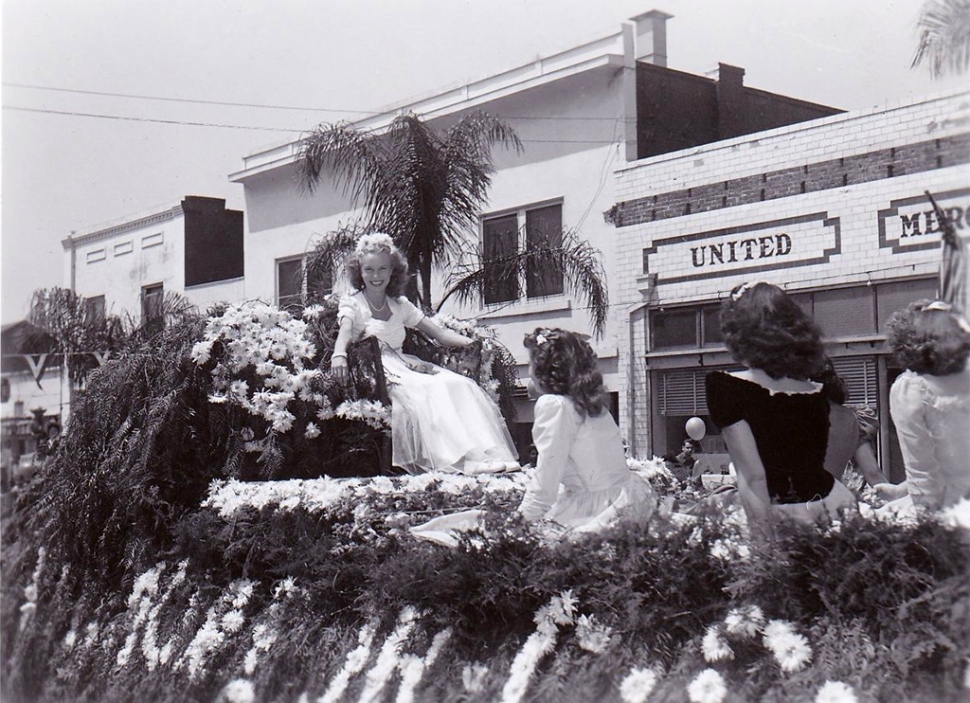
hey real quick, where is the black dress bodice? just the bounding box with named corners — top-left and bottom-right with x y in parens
top-left (705, 371), bottom-right (834, 503)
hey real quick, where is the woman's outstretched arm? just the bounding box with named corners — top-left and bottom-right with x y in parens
top-left (416, 318), bottom-right (474, 348)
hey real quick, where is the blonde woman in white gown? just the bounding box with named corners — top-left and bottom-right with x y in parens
top-left (330, 233), bottom-right (518, 474)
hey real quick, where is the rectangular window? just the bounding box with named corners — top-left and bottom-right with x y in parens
top-left (483, 215), bottom-right (519, 304)
top-left (875, 278), bottom-right (937, 333)
top-left (813, 286), bottom-right (875, 338)
top-left (277, 258), bottom-right (305, 313)
top-left (482, 201), bottom-right (564, 305)
top-left (652, 308), bottom-right (698, 349)
top-left (85, 295), bottom-right (106, 323)
top-left (525, 204), bottom-right (564, 298)
top-left (701, 306), bottom-right (723, 346)
top-left (276, 255), bottom-right (332, 313)
top-left (141, 284), bottom-right (164, 323)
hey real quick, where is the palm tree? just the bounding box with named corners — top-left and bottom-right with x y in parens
top-left (27, 288), bottom-right (126, 390)
top-left (912, 0), bottom-right (970, 77)
top-left (27, 287), bottom-right (199, 393)
top-left (298, 111), bottom-right (522, 308)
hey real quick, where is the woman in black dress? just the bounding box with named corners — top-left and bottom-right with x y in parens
top-left (705, 282), bottom-right (856, 525)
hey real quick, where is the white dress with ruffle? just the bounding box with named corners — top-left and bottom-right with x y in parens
top-left (518, 394), bottom-right (655, 531)
top-left (338, 292), bottom-right (517, 474)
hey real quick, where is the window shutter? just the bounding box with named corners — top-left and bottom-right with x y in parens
top-left (831, 357), bottom-right (879, 408)
top-left (659, 370), bottom-right (707, 416)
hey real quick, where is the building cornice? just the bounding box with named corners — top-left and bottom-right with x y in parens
top-left (229, 26), bottom-right (629, 183)
top-left (61, 203), bottom-right (183, 250)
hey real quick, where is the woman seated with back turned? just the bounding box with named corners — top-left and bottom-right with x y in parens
top-left (882, 300), bottom-right (970, 512)
top-left (705, 281), bottom-right (856, 526)
top-left (517, 328), bottom-right (655, 531)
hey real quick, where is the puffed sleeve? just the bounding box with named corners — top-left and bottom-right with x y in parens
top-left (337, 295), bottom-right (364, 336)
top-left (395, 296), bottom-right (426, 328)
top-left (518, 395), bottom-right (581, 521)
top-left (705, 371), bottom-right (748, 429)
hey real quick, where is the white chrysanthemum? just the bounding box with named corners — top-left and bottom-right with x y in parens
top-left (304, 422), bottom-right (321, 439)
top-left (815, 680), bottom-right (858, 703)
top-left (191, 340), bottom-right (213, 365)
top-left (687, 668), bottom-right (727, 703)
top-left (724, 605), bottom-right (765, 638)
top-left (221, 610), bottom-right (245, 633)
top-left (219, 678), bottom-right (256, 703)
top-left (764, 620), bottom-right (812, 672)
top-left (619, 667), bottom-right (658, 703)
top-left (576, 614), bottom-right (612, 654)
top-left (702, 624), bottom-right (734, 662)
top-left (501, 630), bottom-right (557, 703)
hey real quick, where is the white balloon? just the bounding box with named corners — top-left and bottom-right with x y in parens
top-left (685, 417), bottom-right (706, 441)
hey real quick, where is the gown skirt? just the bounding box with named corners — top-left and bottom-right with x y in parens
top-left (382, 350), bottom-right (518, 474)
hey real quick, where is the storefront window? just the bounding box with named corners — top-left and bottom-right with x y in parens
top-left (652, 309), bottom-right (697, 348)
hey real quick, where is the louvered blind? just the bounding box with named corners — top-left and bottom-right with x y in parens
top-left (658, 359), bottom-right (877, 416)
top-left (831, 356), bottom-right (879, 408)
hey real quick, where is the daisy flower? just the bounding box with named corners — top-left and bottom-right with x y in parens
top-left (815, 680), bottom-right (858, 703)
top-left (619, 667), bottom-right (658, 703)
top-left (687, 668), bottom-right (727, 703)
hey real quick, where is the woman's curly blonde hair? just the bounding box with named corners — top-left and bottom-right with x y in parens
top-left (345, 232), bottom-right (410, 297)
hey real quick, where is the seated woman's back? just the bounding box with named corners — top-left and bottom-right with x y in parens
top-left (706, 369), bottom-right (834, 503)
top-left (890, 366), bottom-right (970, 508)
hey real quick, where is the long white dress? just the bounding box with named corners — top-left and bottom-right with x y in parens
top-left (518, 394), bottom-right (655, 531)
top-left (338, 292), bottom-right (518, 474)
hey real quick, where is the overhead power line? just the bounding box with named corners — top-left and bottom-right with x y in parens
top-left (3, 81), bottom-right (630, 121)
top-left (2, 105), bottom-right (627, 143)
top-left (3, 105), bottom-right (305, 133)
top-left (3, 81), bottom-right (376, 115)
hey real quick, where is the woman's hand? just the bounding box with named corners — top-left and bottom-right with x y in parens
top-left (331, 354), bottom-right (350, 383)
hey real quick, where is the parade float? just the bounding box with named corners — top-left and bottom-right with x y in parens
top-left (2, 300), bottom-right (968, 703)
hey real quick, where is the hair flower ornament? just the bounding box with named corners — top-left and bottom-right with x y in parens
top-left (355, 232), bottom-right (395, 254)
top-left (731, 280), bottom-right (770, 301)
top-left (535, 334), bottom-right (548, 346)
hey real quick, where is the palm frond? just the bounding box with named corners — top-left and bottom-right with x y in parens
top-left (439, 230), bottom-right (609, 338)
top-left (912, 0), bottom-right (970, 77)
top-left (297, 122), bottom-right (383, 199)
top-left (304, 223), bottom-right (368, 304)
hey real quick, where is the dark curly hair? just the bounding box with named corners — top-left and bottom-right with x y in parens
top-left (345, 233), bottom-right (410, 297)
top-left (886, 300), bottom-right (970, 375)
top-left (814, 356), bottom-right (847, 404)
top-left (720, 281), bottom-right (825, 380)
top-left (524, 327), bottom-right (609, 418)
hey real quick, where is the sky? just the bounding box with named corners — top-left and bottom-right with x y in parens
top-left (2, 0), bottom-right (966, 324)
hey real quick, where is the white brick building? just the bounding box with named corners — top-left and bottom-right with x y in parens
top-left (612, 89), bottom-right (970, 479)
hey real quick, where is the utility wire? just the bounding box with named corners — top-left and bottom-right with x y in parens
top-left (4, 81), bottom-right (633, 121)
top-left (3, 105), bottom-right (306, 133)
top-left (3, 105), bottom-right (626, 143)
top-left (3, 81), bottom-right (376, 115)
